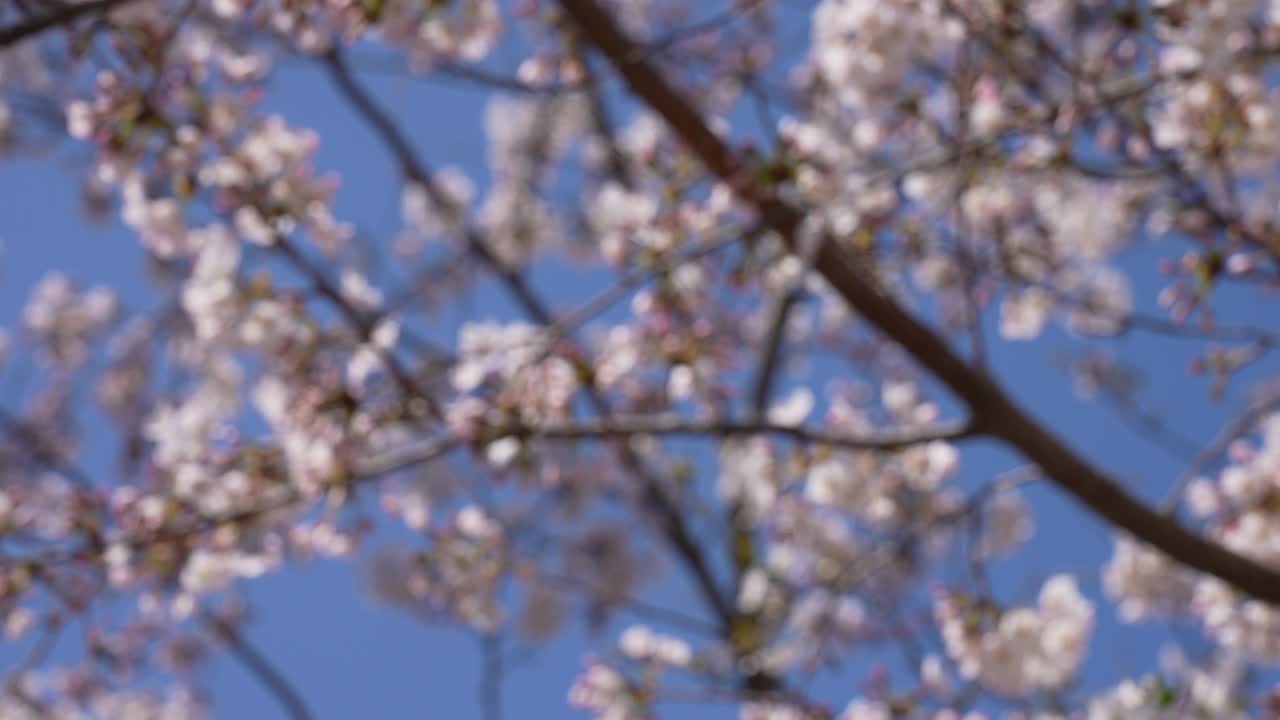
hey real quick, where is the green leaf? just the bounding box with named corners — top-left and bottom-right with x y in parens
top-left (1152, 679), bottom-right (1178, 708)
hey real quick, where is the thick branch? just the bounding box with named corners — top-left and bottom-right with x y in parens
top-left (0, 0), bottom-right (136, 48)
top-left (556, 0), bottom-right (1280, 606)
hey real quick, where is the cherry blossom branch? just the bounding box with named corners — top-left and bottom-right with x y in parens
top-left (645, 1), bottom-right (767, 54)
top-left (5, 615), bottom-right (62, 718)
top-left (321, 48), bottom-right (737, 632)
top-left (493, 416), bottom-right (977, 453)
top-left (279, 53), bottom-right (588, 95)
top-left (205, 614), bottom-right (314, 720)
top-left (998, 249), bottom-right (1280, 346)
top-left (555, 0), bottom-right (1280, 606)
top-left (1097, 391), bottom-right (1201, 464)
top-left (319, 49), bottom-right (550, 320)
top-left (16, 434), bottom-right (467, 571)
top-left (271, 235), bottom-right (444, 421)
top-left (0, 0), bottom-right (136, 48)
top-left (1162, 391), bottom-right (1280, 514)
top-left (0, 406), bottom-right (93, 487)
top-left (478, 633), bottom-right (504, 720)
top-left (541, 234), bottom-right (740, 352)
top-left (748, 225), bottom-right (823, 418)
top-left (572, 49), bottom-right (636, 188)
top-left (534, 570), bottom-right (719, 635)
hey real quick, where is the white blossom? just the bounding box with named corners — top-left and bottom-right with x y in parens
top-left (936, 574), bottom-right (1093, 695)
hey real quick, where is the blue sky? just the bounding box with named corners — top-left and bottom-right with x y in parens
top-left (2, 8), bottom-right (1278, 719)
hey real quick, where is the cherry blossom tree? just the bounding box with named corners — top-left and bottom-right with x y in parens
top-left (2, 0), bottom-right (1280, 717)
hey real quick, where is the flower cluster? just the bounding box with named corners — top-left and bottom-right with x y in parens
top-left (935, 575), bottom-right (1093, 696)
top-left (1087, 649), bottom-right (1248, 720)
top-left (368, 505), bottom-right (507, 631)
top-left (23, 273), bottom-right (117, 368)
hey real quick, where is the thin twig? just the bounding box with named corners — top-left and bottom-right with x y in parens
top-left (489, 415), bottom-right (976, 453)
top-left (479, 633), bottom-right (503, 720)
top-left (749, 224), bottom-right (823, 418)
top-left (1163, 393), bottom-right (1280, 513)
top-left (205, 614), bottom-right (314, 720)
top-left (272, 235), bottom-right (445, 421)
top-left (543, 235), bottom-right (740, 348)
top-left (0, 406), bottom-right (94, 486)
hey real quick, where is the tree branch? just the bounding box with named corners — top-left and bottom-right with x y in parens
top-left (1163, 392), bottom-right (1280, 513)
top-left (271, 234), bottom-right (445, 421)
top-left (555, 0), bottom-right (1280, 606)
top-left (321, 48), bottom-right (737, 631)
top-left (206, 615), bottom-right (314, 720)
top-left (749, 227), bottom-right (823, 418)
top-left (0, 0), bottom-right (135, 49)
top-left (492, 416), bottom-right (975, 453)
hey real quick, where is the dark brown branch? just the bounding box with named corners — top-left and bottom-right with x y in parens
top-left (435, 61), bottom-right (588, 95)
top-left (0, 0), bottom-right (134, 49)
top-left (555, 0), bottom-right (1280, 606)
top-left (491, 416), bottom-right (976, 452)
